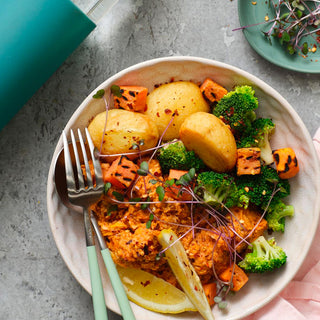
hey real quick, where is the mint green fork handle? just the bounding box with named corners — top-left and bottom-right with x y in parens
top-left (87, 246), bottom-right (108, 320)
top-left (101, 248), bottom-right (136, 320)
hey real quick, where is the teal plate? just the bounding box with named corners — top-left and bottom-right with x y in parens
top-left (238, 0), bottom-right (320, 73)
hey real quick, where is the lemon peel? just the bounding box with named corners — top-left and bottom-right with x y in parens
top-left (117, 265), bottom-right (197, 314)
top-left (158, 229), bottom-right (215, 320)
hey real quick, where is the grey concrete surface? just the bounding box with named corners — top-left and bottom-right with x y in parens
top-left (0, 0), bottom-right (319, 319)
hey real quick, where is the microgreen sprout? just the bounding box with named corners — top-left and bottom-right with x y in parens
top-left (156, 186), bottom-right (165, 201)
top-left (131, 139), bottom-right (145, 151)
top-left (146, 213), bottom-right (154, 229)
top-left (137, 161), bottom-right (149, 176)
top-left (175, 168), bottom-right (196, 186)
top-left (103, 182), bottom-right (112, 195)
top-left (107, 204), bottom-right (118, 216)
top-left (110, 84), bottom-right (122, 97)
top-left (234, 0), bottom-right (320, 55)
top-left (155, 252), bottom-right (164, 261)
top-left (112, 191), bottom-right (124, 202)
top-left (131, 143), bottom-right (139, 150)
top-left (93, 89), bottom-right (105, 99)
top-left (141, 196), bottom-right (151, 210)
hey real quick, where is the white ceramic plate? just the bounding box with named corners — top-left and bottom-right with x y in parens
top-left (47, 56), bottom-right (320, 320)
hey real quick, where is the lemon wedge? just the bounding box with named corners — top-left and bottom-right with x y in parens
top-left (117, 265), bottom-right (197, 314)
top-left (158, 229), bottom-right (215, 320)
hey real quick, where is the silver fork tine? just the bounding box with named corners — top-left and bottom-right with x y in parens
top-left (85, 127), bottom-right (103, 186)
top-left (63, 130), bottom-right (76, 191)
top-left (78, 128), bottom-right (94, 188)
top-left (70, 129), bottom-right (85, 190)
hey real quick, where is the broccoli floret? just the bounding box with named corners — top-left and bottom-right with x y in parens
top-left (196, 171), bottom-right (250, 208)
top-left (238, 236), bottom-right (287, 273)
top-left (265, 200), bottom-right (294, 232)
top-left (237, 118), bottom-right (275, 165)
top-left (236, 166), bottom-right (290, 209)
top-left (158, 140), bottom-right (205, 173)
top-left (197, 171), bottom-right (238, 207)
top-left (213, 85), bottom-right (258, 137)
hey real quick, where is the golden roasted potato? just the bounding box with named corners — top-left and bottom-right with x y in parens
top-left (179, 112), bottom-right (237, 172)
top-left (88, 109), bottom-right (159, 161)
top-left (144, 81), bottom-right (209, 141)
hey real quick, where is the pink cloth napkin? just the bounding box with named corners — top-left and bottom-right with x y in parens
top-left (244, 128), bottom-right (320, 320)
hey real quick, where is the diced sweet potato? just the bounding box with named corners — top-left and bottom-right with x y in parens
top-left (219, 264), bottom-right (248, 291)
top-left (166, 169), bottom-right (192, 200)
top-left (113, 85), bottom-right (148, 112)
top-left (203, 282), bottom-right (217, 306)
top-left (168, 169), bottom-right (188, 180)
top-left (200, 78), bottom-right (228, 104)
top-left (103, 156), bottom-right (138, 189)
top-left (272, 147), bottom-right (299, 179)
top-left (237, 147), bottom-right (261, 176)
top-left (101, 162), bottom-right (110, 182)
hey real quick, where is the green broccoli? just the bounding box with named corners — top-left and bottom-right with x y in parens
top-left (213, 85), bottom-right (258, 137)
top-left (236, 165), bottom-right (290, 209)
top-left (265, 200), bottom-right (294, 232)
top-left (238, 236), bottom-right (287, 273)
top-left (237, 118), bottom-right (275, 165)
top-left (197, 171), bottom-right (235, 207)
top-left (157, 140), bottom-right (205, 173)
top-left (197, 171), bottom-right (248, 208)
top-left (234, 165), bottom-right (293, 233)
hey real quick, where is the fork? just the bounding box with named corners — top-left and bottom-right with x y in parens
top-left (63, 128), bottom-right (136, 320)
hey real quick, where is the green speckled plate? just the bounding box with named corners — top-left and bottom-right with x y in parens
top-left (238, 0), bottom-right (320, 73)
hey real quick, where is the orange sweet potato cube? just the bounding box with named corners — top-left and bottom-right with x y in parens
top-left (203, 282), bottom-right (217, 306)
top-left (200, 78), bottom-right (228, 104)
top-left (166, 169), bottom-right (192, 201)
top-left (219, 264), bottom-right (248, 291)
top-left (237, 148), bottom-right (261, 176)
top-left (273, 147), bottom-right (299, 179)
top-left (113, 86), bottom-right (148, 112)
top-left (103, 156), bottom-right (138, 189)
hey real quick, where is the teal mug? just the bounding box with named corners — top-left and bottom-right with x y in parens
top-left (0, 0), bottom-right (96, 130)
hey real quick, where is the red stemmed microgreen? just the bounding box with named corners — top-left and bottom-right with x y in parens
top-left (233, 0), bottom-right (320, 55)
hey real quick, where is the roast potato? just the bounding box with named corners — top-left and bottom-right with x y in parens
top-left (144, 81), bottom-right (209, 141)
top-left (179, 112), bottom-right (237, 172)
top-left (88, 109), bottom-right (159, 161)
